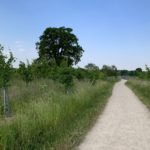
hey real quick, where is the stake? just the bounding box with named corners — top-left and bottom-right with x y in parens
top-left (3, 86), bottom-right (11, 117)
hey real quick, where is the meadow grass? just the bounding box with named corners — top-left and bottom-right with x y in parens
top-left (126, 78), bottom-right (150, 109)
top-left (0, 79), bottom-right (115, 150)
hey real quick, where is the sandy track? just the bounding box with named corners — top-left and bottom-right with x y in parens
top-left (78, 80), bottom-right (150, 150)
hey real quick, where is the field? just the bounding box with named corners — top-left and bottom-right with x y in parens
top-left (126, 78), bottom-right (150, 110)
top-left (0, 79), bottom-right (115, 150)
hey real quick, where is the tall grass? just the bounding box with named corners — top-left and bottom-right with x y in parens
top-left (127, 78), bottom-right (150, 109)
top-left (0, 79), bottom-right (115, 150)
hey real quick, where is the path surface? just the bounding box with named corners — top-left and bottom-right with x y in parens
top-left (78, 80), bottom-right (150, 150)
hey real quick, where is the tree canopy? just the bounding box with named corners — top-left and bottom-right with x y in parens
top-left (0, 44), bottom-right (15, 87)
top-left (102, 65), bottom-right (118, 76)
top-left (36, 27), bottom-right (84, 67)
top-left (85, 63), bottom-right (99, 71)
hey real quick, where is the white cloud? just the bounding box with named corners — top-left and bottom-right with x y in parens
top-left (14, 41), bottom-right (26, 52)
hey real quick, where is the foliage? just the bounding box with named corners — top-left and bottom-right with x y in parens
top-left (36, 27), bottom-right (84, 67)
top-left (19, 60), bottom-right (33, 85)
top-left (102, 65), bottom-right (118, 77)
top-left (0, 44), bottom-right (15, 117)
top-left (136, 67), bottom-right (142, 73)
top-left (85, 63), bottom-right (99, 71)
top-left (145, 65), bottom-right (150, 78)
top-left (56, 67), bottom-right (74, 93)
top-left (74, 68), bottom-right (86, 81)
top-left (29, 58), bottom-right (53, 79)
top-left (84, 63), bottom-right (100, 85)
top-left (119, 67), bottom-right (145, 78)
top-left (0, 79), bottom-right (115, 150)
top-left (135, 67), bottom-right (143, 78)
top-left (0, 44), bottom-right (15, 87)
top-left (127, 79), bottom-right (150, 109)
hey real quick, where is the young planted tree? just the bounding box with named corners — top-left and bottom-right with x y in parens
top-left (0, 44), bottom-right (15, 117)
top-left (19, 60), bottom-right (33, 85)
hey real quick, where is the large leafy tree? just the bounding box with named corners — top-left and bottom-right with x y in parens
top-left (36, 27), bottom-right (84, 66)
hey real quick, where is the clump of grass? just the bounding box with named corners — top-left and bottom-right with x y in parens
top-left (0, 79), bottom-right (115, 150)
top-left (126, 78), bottom-right (150, 109)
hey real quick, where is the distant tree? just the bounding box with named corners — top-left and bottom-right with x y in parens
top-left (119, 70), bottom-right (128, 76)
top-left (102, 65), bottom-right (118, 76)
top-left (36, 27), bottom-right (84, 67)
top-left (145, 65), bottom-right (150, 78)
top-left (119, 69), bottom-right (137, 77)
top-left (84, 63), bottom-right (100, 85)
top-left (112, 65), bottom-right (117, 72)
top-left (136, 68), bottom-right (142, 72)
top-left (0, 44), bottom-right (15, 117)
top-left (135, 67), bottom-right (143, 78)
top-left (19, 60), bottom-right (33, 85)
top-left (128, 70), bottom-right (136, 76)
top-left (85, 63), bottom-right (99, 71)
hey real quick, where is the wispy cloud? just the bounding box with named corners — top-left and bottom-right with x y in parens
top-left (15, 41), bottom-right (25, 52)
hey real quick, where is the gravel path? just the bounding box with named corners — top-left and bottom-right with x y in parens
top-left (78, 80), bottom-right (150, 150)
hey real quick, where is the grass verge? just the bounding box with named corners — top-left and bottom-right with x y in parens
top-left (126, 78), bottom-right (150, 109)
top-left (0, 79), bottom-right (116, 150)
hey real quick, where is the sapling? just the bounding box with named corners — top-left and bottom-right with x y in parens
top-left (19, 60), bottom-right (33, 85)
top-left (0, 44), bottom-right (15, 117)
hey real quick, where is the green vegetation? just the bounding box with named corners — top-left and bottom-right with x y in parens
top-left (126, 79), bottom-right (150, 109)
top-left (0, 27), bottom-right (119, 150)
top-left (0, 44), bottom-right (15, 117)
top-left (0, 79), bottom-right (115, 150)
top-left (18, 60), bottom-right (33, 85)
top-left (36, 27), bottom-right (84, 67)
top-left (126, 65), bottom-right (150, 109)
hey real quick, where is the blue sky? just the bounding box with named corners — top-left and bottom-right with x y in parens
top-left (0, 0), bottom-right (150, 70)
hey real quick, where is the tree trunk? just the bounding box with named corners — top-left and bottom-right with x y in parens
top-left (3, 86), bottom-right (11, 117)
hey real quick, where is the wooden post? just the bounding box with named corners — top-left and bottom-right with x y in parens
top-left (3, 86), bottom-right (11, 117)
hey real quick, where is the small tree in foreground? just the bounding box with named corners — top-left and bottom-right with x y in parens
top-left (0, 44), bottom-right (15, 117)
